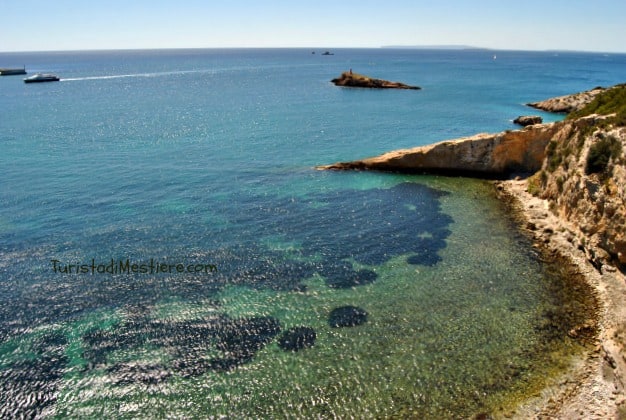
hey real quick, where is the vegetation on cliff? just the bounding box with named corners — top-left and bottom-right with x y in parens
top-left (527, 84), bottom-right (626, 269)
top-left (585, 134), bottom-right (623, 177)
top-left (528, 86), bottom-right (606, 114)
top-left (567, 84), bottom-right (626, 126)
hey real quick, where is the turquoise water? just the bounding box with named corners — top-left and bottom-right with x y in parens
top-left (0, 48), bottom-right (623, 418)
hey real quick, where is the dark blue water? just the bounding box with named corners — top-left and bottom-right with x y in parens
top-left (0, 48), bottom-right (623, 418)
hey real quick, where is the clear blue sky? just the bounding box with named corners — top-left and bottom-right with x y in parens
top-left (1, 0), bottom-right (625, 53)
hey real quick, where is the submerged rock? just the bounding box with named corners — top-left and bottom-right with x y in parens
top-left (0, 354), bottom-right (68, 419)
top-left (277, 326), bottom-right (317, 351)
top-left (407, 250), bottom-right (442, 266)
top-left (81, 314), bottom-right (282, 376)
top-left (328, 306), bottom-right (368, 328)
top-left (107, 362), bottom-right (171, 385)
top-left (322, 265), bottom-right (378, 289)
top-left (212, 316), bottom-right (282, 371)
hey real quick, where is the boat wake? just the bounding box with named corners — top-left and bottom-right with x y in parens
top-left (61, 69), bottom-right (205, 82)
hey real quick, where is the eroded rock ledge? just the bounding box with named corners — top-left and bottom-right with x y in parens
top-left (528, 86), bottom-right (606, 113)
top-left (331, 71), bottom-right (420, 90)
top-left (319, 83), bottom-right (626, 269)
top-left (318, 123), bottom-right (562, 178)
top-left (318, 113), bottom-right (625, 267)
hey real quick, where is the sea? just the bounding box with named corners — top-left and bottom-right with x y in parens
top-left (1, 48), bottom-right (624, 418)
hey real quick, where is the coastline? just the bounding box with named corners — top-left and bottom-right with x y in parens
top-left (494, 179), bottom-right (626, 419)
top-left (317, 80), bottom-right (626, 416)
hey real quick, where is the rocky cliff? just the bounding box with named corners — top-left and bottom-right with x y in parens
top-left (527, 115), bottom-right (626, 269)
top-left (319, 123), bottom-right (562, 177)
top-left (524, 84), bottom-right (626, 270)
top-left (319, 83), bottom-right (626, 270)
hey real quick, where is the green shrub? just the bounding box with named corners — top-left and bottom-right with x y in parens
top-left (527, 172), bottom-right (543, 196)
top-left (568, 84), bottom-right (626, 126)
top-left (546, 140), bottom-right (562, 172)
top-left (585, 136), bottom-right (622, 176)
top-left (548, 154), bottom-right (562, 172)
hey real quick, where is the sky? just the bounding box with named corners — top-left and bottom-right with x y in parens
top-left (1, 0), bottom-right (625, 53)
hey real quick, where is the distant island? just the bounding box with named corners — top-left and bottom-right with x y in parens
top-left (380, 45), bottom-right (487, 50)
top-left (331, 71), bottom-right (420, 90)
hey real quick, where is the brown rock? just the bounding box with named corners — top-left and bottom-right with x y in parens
top-left (318, 122), bottom-right (561, 177)
top-left (331, 71), bottom-right (420, 90)
top-left (514, 116), bottom-right (543, 126)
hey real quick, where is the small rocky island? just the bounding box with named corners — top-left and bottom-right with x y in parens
top-left (331, 71), bottom-right (420, 90)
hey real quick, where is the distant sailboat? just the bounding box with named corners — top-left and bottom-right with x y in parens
top-left (493, 54), bottom-right (497, 60)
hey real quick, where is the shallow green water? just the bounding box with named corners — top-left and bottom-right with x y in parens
top-left (2, 177), bottom-right (586, 419)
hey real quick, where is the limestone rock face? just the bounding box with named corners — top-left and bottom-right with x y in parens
top-left (529, 117), bottom-right (626, 269)
top-left (319, 123), bottom-right (562, 177)
top-left (319, 116), bottom-right (625, 268)
top-left (528, 87), bottom-right (605, 113)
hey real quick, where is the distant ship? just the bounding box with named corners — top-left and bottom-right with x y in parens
top-left (24, 73), bottom-right (60, 83)
top-left (0, 66), bottom-right (27, 76)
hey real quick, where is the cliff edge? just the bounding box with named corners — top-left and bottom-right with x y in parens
top-left (506, 84), bottom-right (626, 419)
top-left (319, 123), bottom-right (561, 177)
top-left (527, 84), bottom-right (626, 270)
top-left (319, 83), bottom-right (626, 271)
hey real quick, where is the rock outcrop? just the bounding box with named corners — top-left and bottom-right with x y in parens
top-left (514, 115), bottom-right (543, 126)
top-left (527, 115), bottom-right (626, 268)
top-left (319, 123), bottom-right (562, 177)
top-left (331, 71), bottom-right (420, 90)
top-left (319, 83), bottom-right (626, 269)
top-left (528, 86), bottom-right (606, 113)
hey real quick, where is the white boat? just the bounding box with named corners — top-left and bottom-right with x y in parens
top-left (24, 73), bottom-right (60, 83)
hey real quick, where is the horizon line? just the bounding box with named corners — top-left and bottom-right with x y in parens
top-left (1, 45), bottom-right (625, 55)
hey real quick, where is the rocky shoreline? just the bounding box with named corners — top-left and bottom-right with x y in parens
top-left (495, 180), bottom-right (625, 419)
top-left (318, 84), bottom-right (626, 418)
top-left (528, 86), bottom-right (607, 113)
